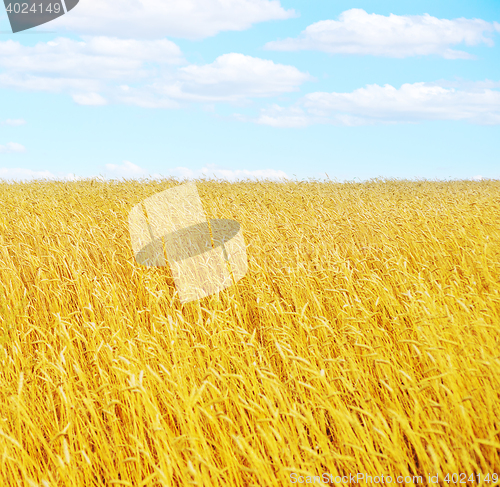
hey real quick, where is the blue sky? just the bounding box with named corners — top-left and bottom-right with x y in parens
top-left (0, 0), bottom-right (499, 181)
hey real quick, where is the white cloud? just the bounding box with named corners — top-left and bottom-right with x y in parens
top-left (0, 36), bottom-right (184, 102)
top-left (1, 119), bottom-right (26, 126)
top-left (52, 0), bottom-right (296, 40)
top-left (103, 162), bottom-right (288, 180)
top-left (0, 40), bottom-right (311, 106)
top-left (0, 142), bottom-right (26, 153)
top-left (103, 161), bottom-right (166, 179)
top-left (255, 104), bottom-right (311, 128)
top-left (114, 86), bottom-right (181, 109)
top-left (151, 53), bottom-right (313, 103)
top-left (105, 161), bottom-right (147, 177)
top-left (0, 167), bottom-right (78, 181)
top-left (165, 164), bottom-right (289, 181)
top-left (0, 73), bottom-right (103, 94)
top-left (0, 162), bottom-right (288, 181)
top-left (102, 162), bottom-right (288, 180)
top-left (265, 9), bottom-right (499, 58)
top-left (256, 82), bottom-right (500, 127)
top-left (472, 175), bottom-right (484, 180)
top-left (0, 37), bottom-right (185, 84)
top-left (73, 92), bottom-right (108, 105)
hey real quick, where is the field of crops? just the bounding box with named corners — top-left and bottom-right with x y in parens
top-left (0, 178), bottom-right (499, 486)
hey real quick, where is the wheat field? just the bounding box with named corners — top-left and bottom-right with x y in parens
top-left (0, 178), bottom-right (499, 486)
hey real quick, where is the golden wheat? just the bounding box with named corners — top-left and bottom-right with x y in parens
top-left (0, 177), bottom-right (498, 486)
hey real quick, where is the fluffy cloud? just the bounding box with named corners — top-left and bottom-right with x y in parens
top-left (0, 39), bottom-right (311, 106)
top-left (255, 105), bottom-right (311, 128)
top-left (165, 164), bottom-right (289, 181)
top-left (0, 142), bottom-right (26, 153)
top-left (52, 0), bottom-right (296, 40)
top-left (1, 119), bottom-right (26, 126)
top-left (0, 36), bottom-right (185, 105)
top-left (0, 167), bottom-right (78, 181)
top-left (73, 92), bottom-right (108, 105)
top-left (0, 37), bottom-right (184, 95)
top-left (256, 82), bottom-right (500, 127)
top-left (105, 161), bottom-right (148, 177)
top-left (103, 162), bottom-right (288, 180)
top-left (265, 9), bottom-right (500, 59)
top-left (151, 53), bottom-right (313, 103)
